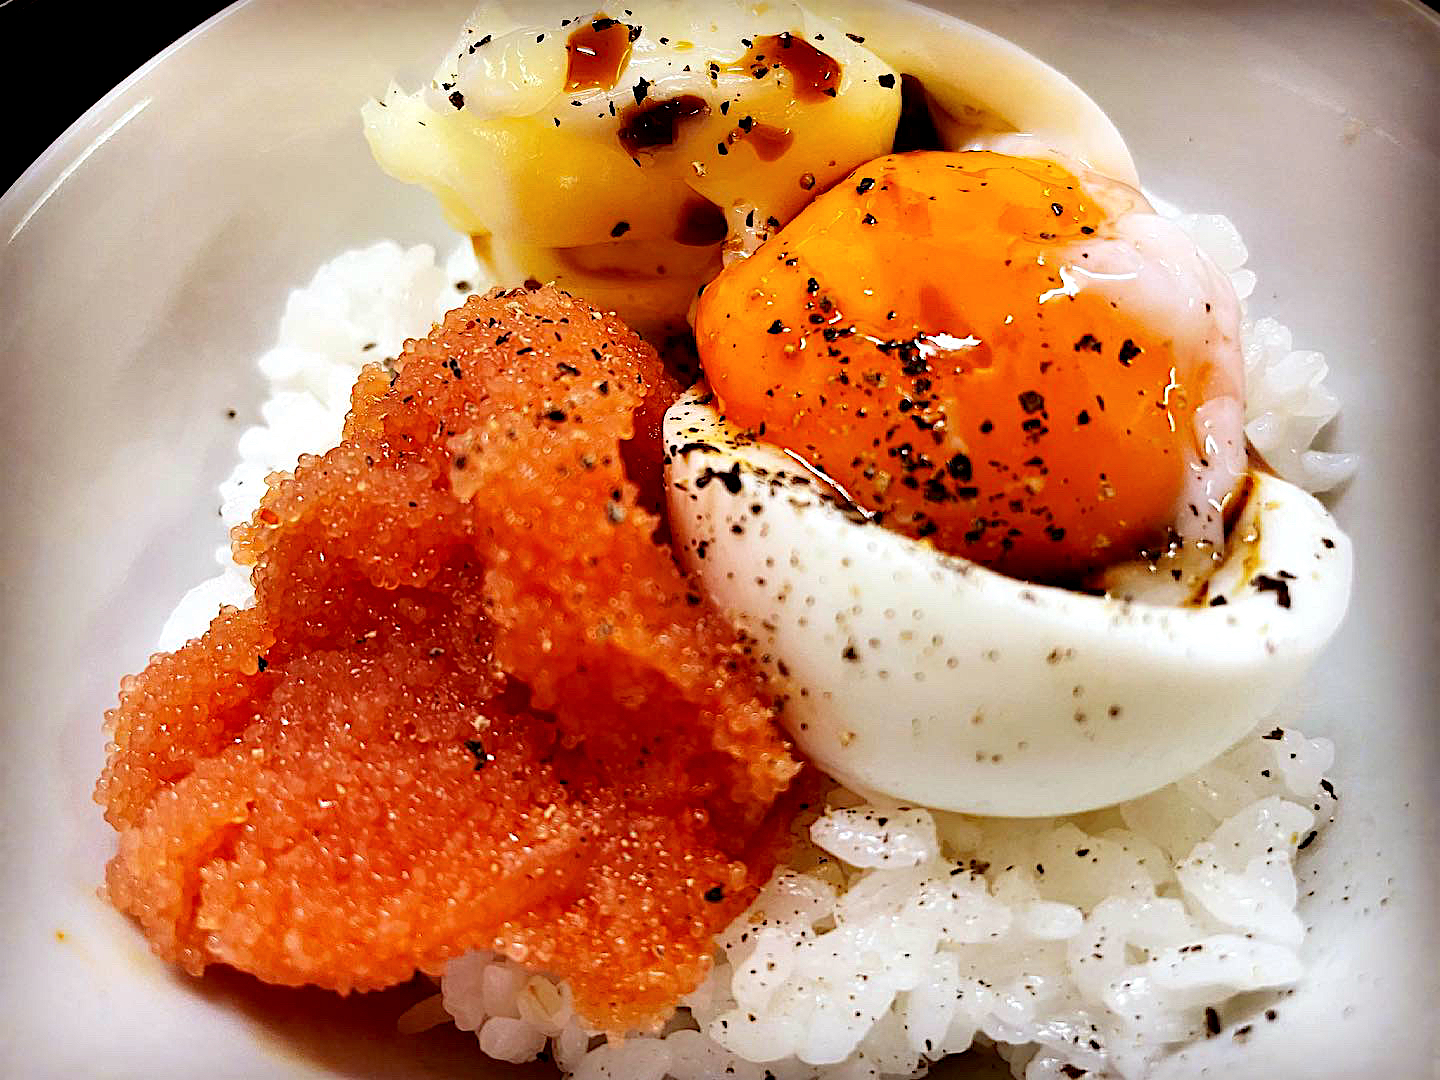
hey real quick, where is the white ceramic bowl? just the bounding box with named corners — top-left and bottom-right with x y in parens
top-left (2, 2), bottom-right (1437, 1077)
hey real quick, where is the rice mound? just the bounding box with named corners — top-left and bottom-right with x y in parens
top-left (159, 200), bottom-right (1350, 1079)
top-left (434, 723), bottom-right (1334, 1080)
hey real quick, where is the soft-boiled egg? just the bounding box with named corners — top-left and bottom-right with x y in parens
top-left (363, 1), bottom-right (1136, 334)
top-left (669, 150), bottom-right (1352, 815)
top-left (665, 390), bottom-right (1352, 816)
top-left (694, 150), bottom-right (1246, 584)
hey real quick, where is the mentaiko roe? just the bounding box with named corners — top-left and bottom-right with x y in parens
top-left (96, 287), bottom-right (801, 1033)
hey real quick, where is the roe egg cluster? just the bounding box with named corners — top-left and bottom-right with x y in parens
top-left (97, 286), bottom-right (800, 1033)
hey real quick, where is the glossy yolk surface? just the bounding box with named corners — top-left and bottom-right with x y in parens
top-left (695, 150), bottom-right (1221, 583)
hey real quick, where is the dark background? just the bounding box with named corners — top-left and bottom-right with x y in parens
top-left (5, 0), bottom-right (235, 195)
top-left (4, 0), bottom-right (1440, 196)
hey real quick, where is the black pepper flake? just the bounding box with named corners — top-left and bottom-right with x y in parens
top-left (856, 176), bottom-right (875, 194)
top-left (1208, 595), bottom-right (1228, 607)
top-left (1204, 1007), bottom-right (1221, 1036)
top-left (1076, 409), bottom-right (1091, 425)
top-left (632, 77), bottom-right (650, 104)
top-left (1080, 225), bottom-right (1095, 234)
top-left (256, 655), bottom-right (268, 672)
top-left (693, 462), bottom-right (743, 494)
top-left (841, 644), bottom-right (859, 662)
top-left (876, 72), bottom-right (896, 89)
top-left (463, 738), bottom-right (492, 771)
top-left (862, 213), bottom-right (877, 225)
top-left (546, 409), bottom-right (569, 423)
top-left (448, 90), bottom-right (465, 110)
top-left (1118, 339), bottom-right (1142, 366)
top-left (846, 32), bottom-right (866, 42)
top-left (1051, 202), bottom-right (1064, 215)
top-left (1018, 390), bottom-right (1046, 414)
top-left (610, 220), bottom-right (631, 237)
top-left (1262, 727), bottom-right (1286, 740)
top-left (704, 885), bottom-right (725, 903)
top-left (767, 319), bottom-right (787, 334)
top-left (1297, 830), bottom-right (1318, 850)
top-left (1074, 333), bottom-right (1103, 353)
top-left (1253, 574), bottom-right (1293, 609)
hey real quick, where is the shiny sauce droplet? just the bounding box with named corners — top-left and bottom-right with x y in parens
top-left (739, 33), bottom-right (842, 103)
top-left (566, 15), bottom-right (634, 92)
top-left (674, 196), bottom-right (729, 246)
top-left (729, 122), bottom-right (794, 162)
top-left (618, 94), bottom-right (710, 156)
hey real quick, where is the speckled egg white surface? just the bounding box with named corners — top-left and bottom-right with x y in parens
top-left (664, 391), bottom-right (1352, 816)
top-left (0, 1), bottom-right (1435, 1078)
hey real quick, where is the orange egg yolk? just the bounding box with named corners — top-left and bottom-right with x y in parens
top-left (695, 150), bottom-right (1230, 584)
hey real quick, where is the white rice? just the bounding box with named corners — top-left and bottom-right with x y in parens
top-left (160, 203), bottom-right (1351, 1080)
top-left (430, 723), bottom-right (1335, 1080)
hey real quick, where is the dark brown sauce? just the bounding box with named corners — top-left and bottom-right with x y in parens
top-left (889, 72), bottom-right (1013, 152)
top-left (735, 33), bottom-right (841, 104)
top-left (674, 196), bottom-right (729, 246)
top-left (1222, 470), bottom-right (1257, 535)
top-left (728, 121), bottom-right (794, 162)
top-left (618, 94), bottom-right (710, 156)
top-left (892, 74), bottom-right (946, 154)
top-left (566, 15), bottom-right (635, 93)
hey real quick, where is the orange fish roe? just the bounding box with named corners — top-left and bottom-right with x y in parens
top-left (97, 287), bottom-right (800, 1032)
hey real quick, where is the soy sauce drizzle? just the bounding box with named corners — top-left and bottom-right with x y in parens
top-left (731, 33), bottom-right (841, 103)
top-left (674, 196), bottom-right (729, 246)
top-left (892, 74), bottom-right (947, 154)
top-left (727, 120), bottom-right (794, 161)
top-left (565, 15), bottom-right (638, 92)
top-left (618, 94), bottom-right (710, 155)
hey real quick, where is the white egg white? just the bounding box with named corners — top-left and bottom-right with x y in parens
top-left (664, 389), bottom-right (1352, 817)
top-left (814, 0), bottom-right (1137, 186)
